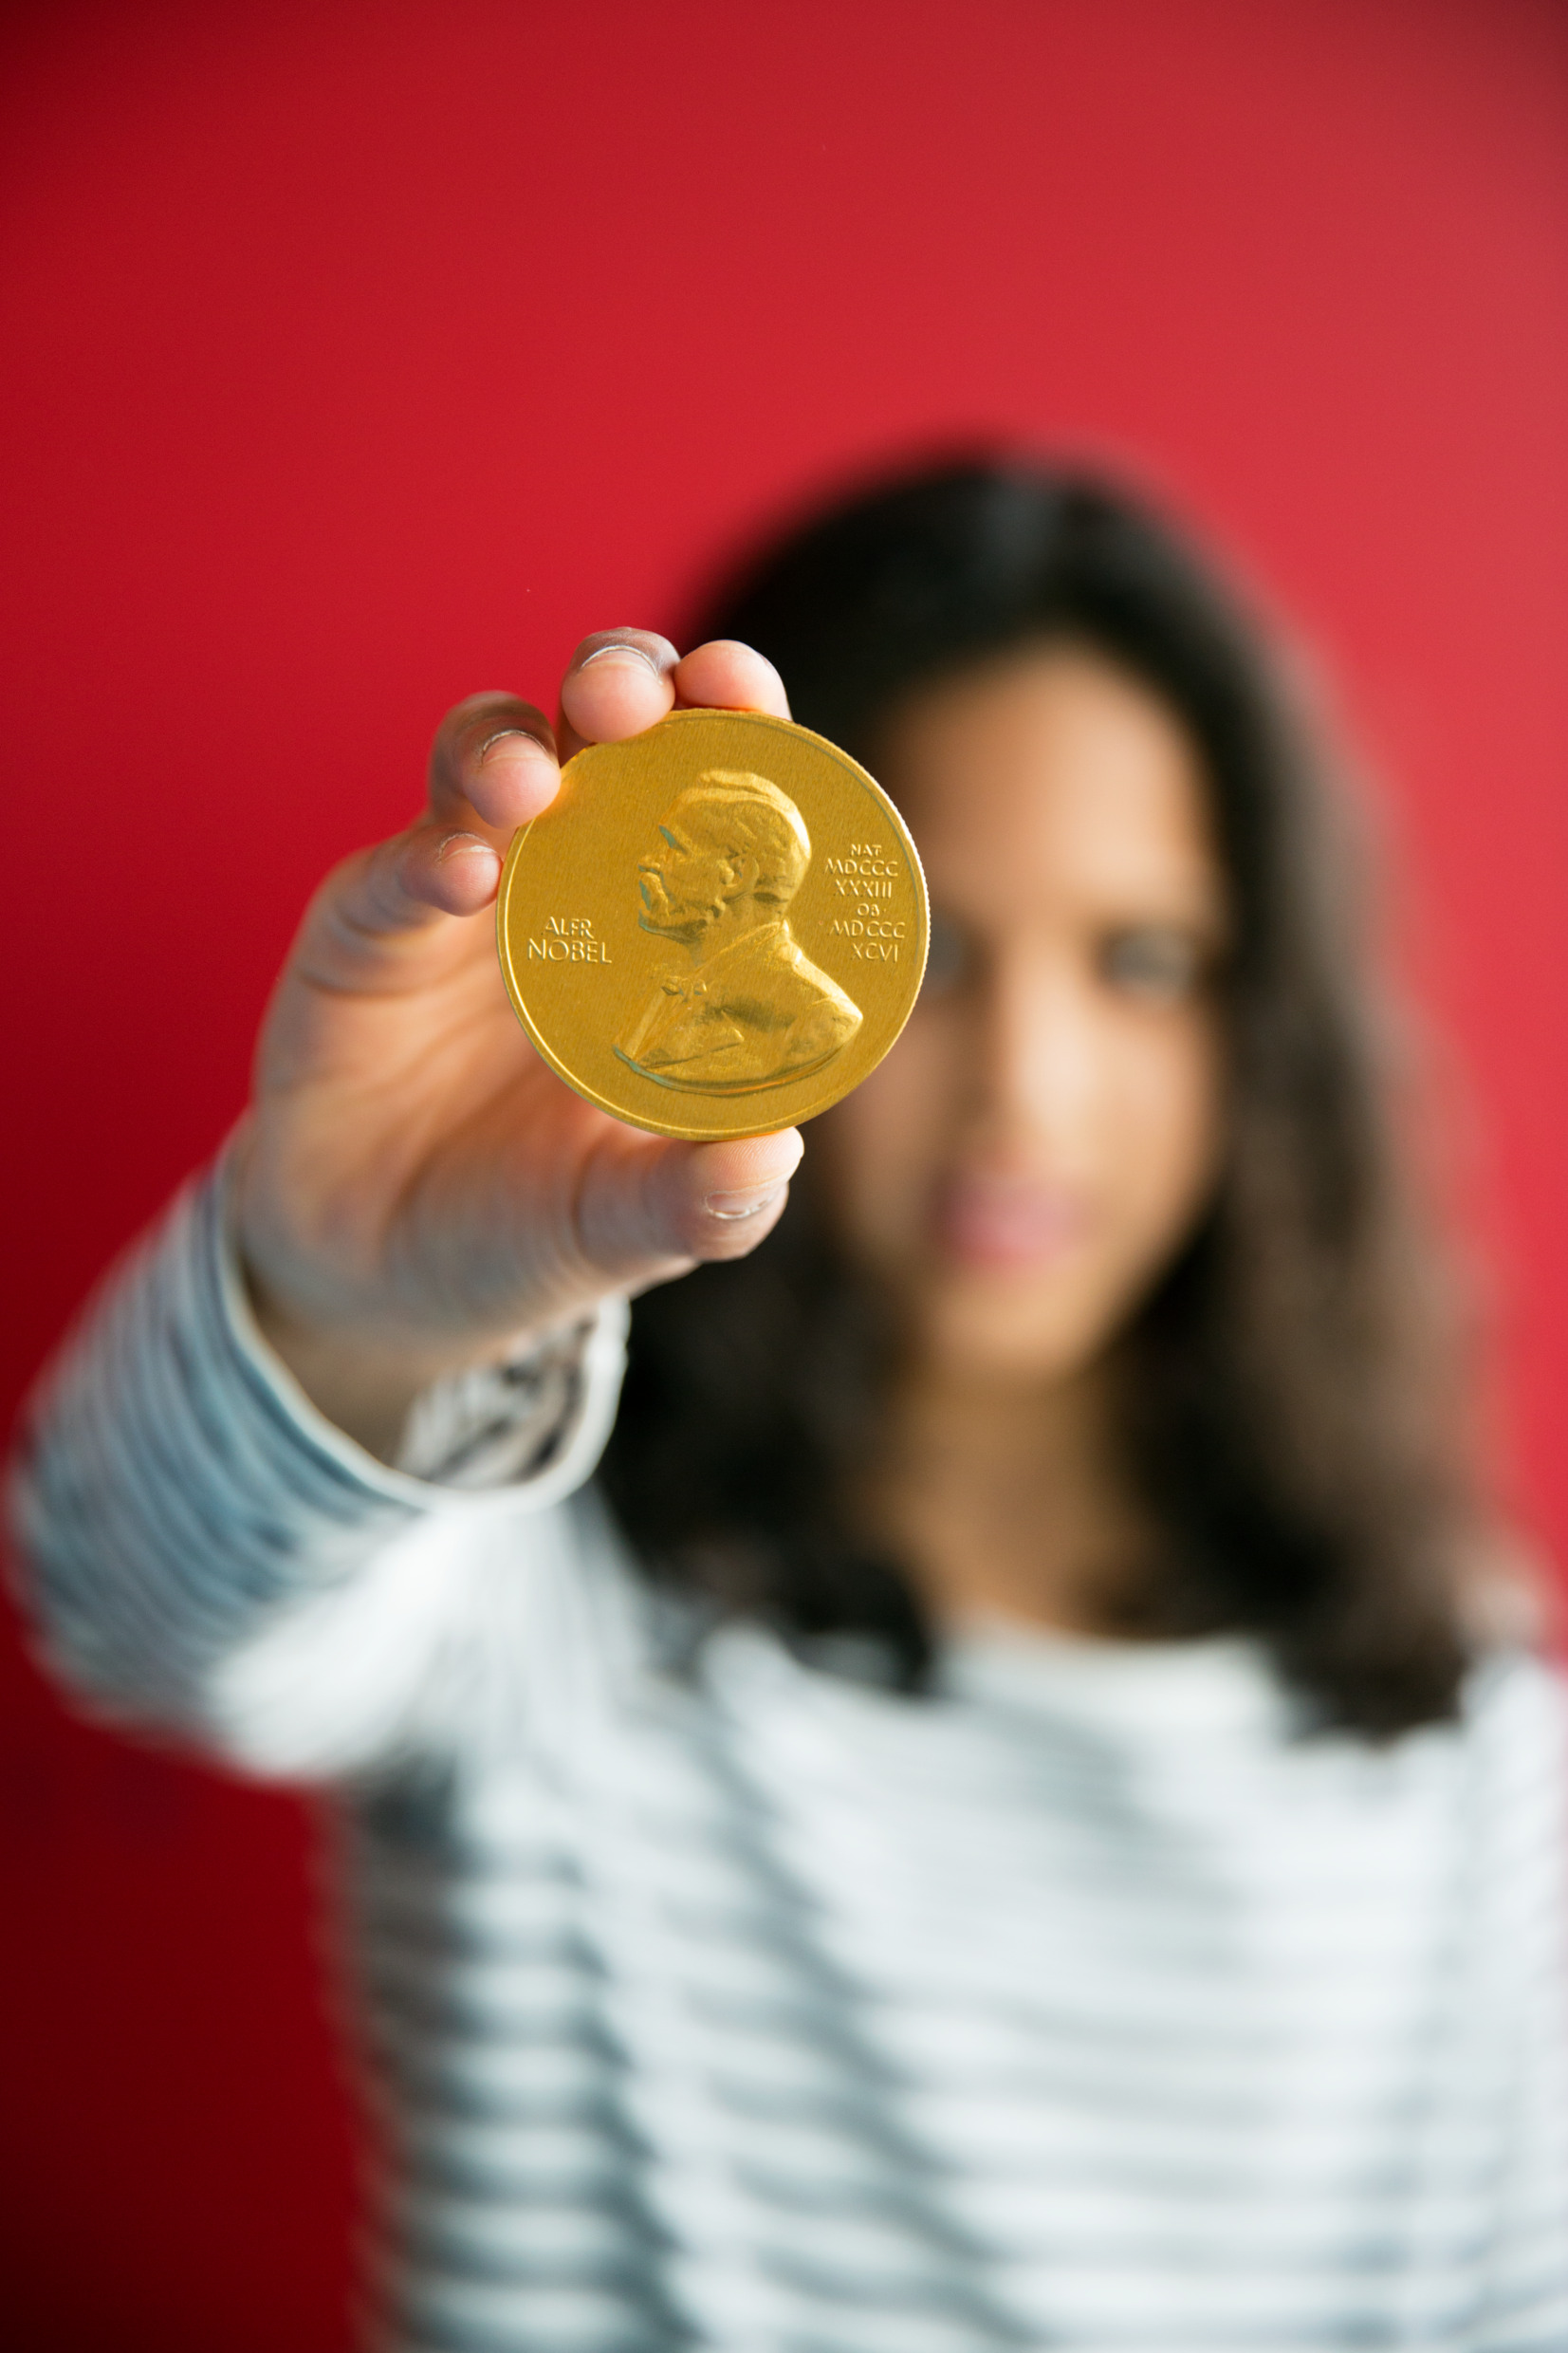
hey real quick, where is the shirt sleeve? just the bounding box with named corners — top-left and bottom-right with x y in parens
top-left (6, 1158), bottom-right (630, 1779)
top-left (1472, 1656), bottom-right (1568, 2347)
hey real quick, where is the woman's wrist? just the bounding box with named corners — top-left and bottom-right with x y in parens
top-left (241, 1267), bottom-right (513, 1464)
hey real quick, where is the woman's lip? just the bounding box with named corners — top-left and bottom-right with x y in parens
top-left (933, 1181), bottom-right (1089, 1269)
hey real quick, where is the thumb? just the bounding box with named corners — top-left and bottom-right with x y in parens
top-left (574, 1128), bottom-right (807, 1284)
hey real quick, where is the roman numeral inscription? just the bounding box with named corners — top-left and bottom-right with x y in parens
top-left (825, 843), bottom-right (907, 959)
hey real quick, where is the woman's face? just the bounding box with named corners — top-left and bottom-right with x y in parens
top-left (821, 644), bottom-right (1231, 1382)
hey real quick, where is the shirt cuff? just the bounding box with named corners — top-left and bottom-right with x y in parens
top-left (215, 1168), bottom-right (629, 1518)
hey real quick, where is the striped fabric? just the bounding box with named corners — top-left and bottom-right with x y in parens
top-left (10, 1170), bottom-right (1568, 2352)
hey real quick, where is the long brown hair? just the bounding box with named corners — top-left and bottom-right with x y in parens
top-left (599, 457), bottom-right (1482, 1736)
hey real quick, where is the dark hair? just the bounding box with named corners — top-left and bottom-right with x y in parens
top-left (599, 455), bottom-right (1482, 1736)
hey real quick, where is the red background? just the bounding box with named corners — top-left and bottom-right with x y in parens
top-left (3, 2), bottom-right (1566, 2344)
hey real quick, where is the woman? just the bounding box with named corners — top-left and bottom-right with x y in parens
top-left (13, 460), bottom-right (1566, 2348)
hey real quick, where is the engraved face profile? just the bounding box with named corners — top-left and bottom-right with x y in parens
top-left (613, 769), bottom-right (863, 1095)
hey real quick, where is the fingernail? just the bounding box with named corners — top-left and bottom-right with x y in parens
top-left (705, 1184), bottom-right (786, 1221)
top-left (477, 729), bottom-right (547, 765)
top-left (435, 829), bottom-right (494, 862)
top-left (580, 642), bottom-right (661, 676)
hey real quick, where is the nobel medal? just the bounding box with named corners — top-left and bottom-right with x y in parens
top-left (496, 708), bottom-right (929, 1140)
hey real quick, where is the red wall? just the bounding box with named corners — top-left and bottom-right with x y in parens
top-left (3, 3), bottom-right (1565, 2343)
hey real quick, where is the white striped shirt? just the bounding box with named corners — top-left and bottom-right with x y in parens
top-left (9, 1170), bottom-right (1568, 2351)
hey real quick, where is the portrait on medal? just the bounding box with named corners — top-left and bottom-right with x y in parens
top-left (614, 769), bottom-right (863, 1095)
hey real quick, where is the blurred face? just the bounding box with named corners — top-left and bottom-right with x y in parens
top-left (821, 644), bottom-right (1230, 1381)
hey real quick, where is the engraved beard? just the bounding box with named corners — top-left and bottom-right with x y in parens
top-left (635, 855), bottom-right (724, 945)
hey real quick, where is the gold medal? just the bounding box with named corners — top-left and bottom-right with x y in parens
top-left (496, 708), bottom-right (929, 1140)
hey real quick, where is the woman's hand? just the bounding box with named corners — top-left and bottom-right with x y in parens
top-left (232, 631), bottom-right (802, 1457)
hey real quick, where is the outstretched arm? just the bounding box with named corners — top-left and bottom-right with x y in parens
top-left (9, 632), bottom-right (798, 1772)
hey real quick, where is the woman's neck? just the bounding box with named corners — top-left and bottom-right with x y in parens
top-left (864, 1357), bottom-right (1155, 1639)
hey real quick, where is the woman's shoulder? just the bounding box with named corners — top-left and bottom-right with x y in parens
top-left (1451, 1646), bottom-right (1568, 1909)
top-left (1461, 1640), bottom-right (1568, 1765)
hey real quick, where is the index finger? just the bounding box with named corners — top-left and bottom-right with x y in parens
top-left (673, 639), bottom-right (790, 719)
top-left (558, 629), bottom-right (788, 758)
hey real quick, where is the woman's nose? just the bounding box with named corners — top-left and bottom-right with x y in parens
top-left (974, 949), bottom-right (1101, 1142)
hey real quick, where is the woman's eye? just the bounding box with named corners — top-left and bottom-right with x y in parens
top-left (1099, 926), bottom-right (1207, 1001)
top-left (919, 909), bottom-right (975, 1001)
